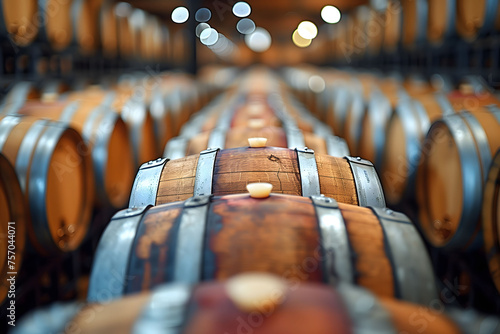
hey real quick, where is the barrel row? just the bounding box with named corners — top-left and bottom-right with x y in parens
top-left (286, 65), bottom-right (500, 295)
top-left (164, 68), bottom-right (350, 160)
top-left (327, 0), bottom-right (500, 61)
top-left (0, 0), bottom-right (180, 62)
top-left (14, 273), bottom-right (499, 334)
top-left (0, 70), bottom-right (220, 268)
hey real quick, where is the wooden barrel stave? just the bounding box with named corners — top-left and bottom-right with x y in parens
top-left (0, 0), bottom-right (38, 46)
top-left (0, 115), bottom-right (93, 254)
top-left (130, 147), bottom-right (385, 208)
top-left (456, 0), bottom-right (500, 40)
top-left (0, 153), bottom-right (26, 304)
top-left (89, 193), bottom-right (435, 304)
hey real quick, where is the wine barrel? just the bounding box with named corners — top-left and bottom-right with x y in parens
top-left (357, 77), bottom-right (405, 167)
top-left (0, 81), bottom-right (40, 115)
top-left (416, 106), bottom-right (500, 250)
top-left (343, 75), bottom-right (378, 155)
top-left (11, 100), bottom-right (135, 208)
top-left (401, 0), bottom-right (428, 47)
top-left (90, 194), bottom-right (434, 304)
top-left (0, 115), bottom-right (93, 254)
top-left (114, 2), bottom-right (134, 58)
top-left (0, 153), bottom-right (26, 304)
top-left (325, 78), bottom-right (354, 137)
top-left (383, 0), bottom-right (402, 52)
top-left (456, 0), bottom-right (500, 40)
top-left (366, 8), bottom-right (384, 55)
top-left (130, 146), bottom-right (385, 208)
top-left (37, 0), bottom-right (96, 52)
top-left (483, 149), bottom-right (500, 294)
top-left (163, 126), bottom-right (350, 159)
top-left (68, 87), bottom-right (158, 166)
top-left (427, 0), bottom-right (456, 43)
top-left (0, 0), bottom-right (38, 46)
top-left (22, 275), bottom-right (495, 334)
top-left (382, 85), bottom-right (500, 206)
top-left (99, 0), bottom-right (118, 57)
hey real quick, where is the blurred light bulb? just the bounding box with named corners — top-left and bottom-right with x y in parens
top-left (321, 5), bottom-right (341, 24)
top-left (171, 7), bottom-right (189, 24)
top-left (237, 18), bottom-right (255, 34)
top-left (308, 75), bottom-right (326, 93)
top-left (195, 8), bottom-right (211, 22)
top-left (200, 28), bottom-right (219, 46)
top-left (233, 2), bottom-right (251, 17)
top-left (297, 21), bottom-right (318, 39)
top-left (292, 29), bottom-right (312, 47)
top-left (196, 23), bottom-right (210, 37)
top-left (245, 27), bottom-right (271, 52)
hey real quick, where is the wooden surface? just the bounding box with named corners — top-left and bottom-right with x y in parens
top-left (157, 147), bottom-right (358, 205)
top-left (127, 194), bottom-right (410, 300)
top-left (44, 0), bottom-right (73, 50)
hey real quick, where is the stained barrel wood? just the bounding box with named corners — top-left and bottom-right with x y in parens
top-left (483, 149), bottom-right (500, 294)
top-left (11, 99), bottom-right (135, 208)
top-left (130, 147), bottom-right (385, 208)
top-left (0, 0), bottom-right (38, 46)
top-left (89, 194), bottom-right (435, 305)
top-left (416, 106), bottom-right (500, 250)
top-left (0, 115), bottom-right (93, 254)
top-left (17, 277), bottom-right (480, 334)
top-left (0, 153), bottom-right (26, 304)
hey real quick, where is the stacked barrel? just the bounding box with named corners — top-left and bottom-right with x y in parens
top-left (11, 67), bottom-right (500, 333)
top-left (0, 69), bottom-right (223, 322)
top-left (286, 65), bottom-right (500, 308)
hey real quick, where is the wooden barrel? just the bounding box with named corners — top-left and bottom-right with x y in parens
top-left (343, 75), bottom-right (378, 155)
top-left (383, 0), bottom-right (402, 52)
top-left (11, 100), bottom-right (135, 208)
top-left (366, 8), bottom-right (384, 55)
top-left (427, 0), bottom-right (456, 43)
top-left (456, 0), bottom-right (500, 40)
top-left (163, 126), bottom-right (350, 159)
top-left (68, 87), bottom-right (158, 166)
top-left (483, 149), bottom-right (500, 294)
top-left (0, 115), bottom-right (93, 254)
top-left (416, 106), bottom-right (500, 250)
top-left (37, 0), bottom-right (72, 50)
top-left (325, 78), bottom-right (354, 137)
top-left (0, 0), bottom-right (38, 46)
top-left (401, 0), bottom-right (428, 47)
top-left (357, 78), bottom-right (404, 168)
top-left (381, 87), bottom-right (500, 206)
top-left (25, 276), bottom-right (495, 334)
top-left (71, 0), bottom-right (98, 54)
top-left (90, 193), bottom-right (434, 304)
top-left (99, 0), bottom-right (118, 57)
top-left (0, 153), bottom-right (26, 304)
top-left (114, 2), bottom-right (134, 58)
top-left (130, 146), bottom-right (385, 208)
top-left (0, 81), bottom-right (40, 115)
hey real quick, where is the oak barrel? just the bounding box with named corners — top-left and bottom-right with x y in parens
top-left (427, 0), bottom-right (456, 43)
top-left (0, 153), bottom-right (26, 304)
top-left (130, 146), bottom-right (384, 208)
top-left (98, 0), bottom-right (118, 57)
top-left (381, 86), bottom-right (500, 206)
top-left (383, 0), bottom-right (402, 52)
top-left (163, 126), bottom-right (349, 160)
top-left (401, 0), bottom-right (428, 47)
top-left (483, 149), bottom-right (500, 294)
top-left (0, 115), bottom-right (93, 254)
top-left (10, 99), bottom-right (135, 208)
top-left (90, 194), bottom-right (434, 304)
top-left (416, 106), bottom-right (500, 250)
top-left (22, 276), bottom-right (494, 333)
top-left (456, 0), bottom-right (500, 40)
top-left (0, 0), bottom-right (38, 46)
